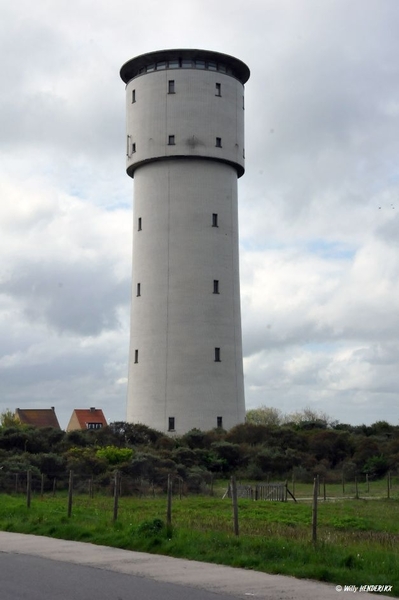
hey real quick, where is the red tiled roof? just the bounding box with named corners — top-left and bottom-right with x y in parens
top-left (15, 408), bottom-right (61, 429)
top-left (72, 408), bottom-right (107, 428)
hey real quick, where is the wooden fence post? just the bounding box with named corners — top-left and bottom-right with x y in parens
top-left (355, 476), bottom-right (359, 499)
top-left (40, 473), bottom-right (44, 498)
top-left (52, 478), bottom-right (56, 497)
top-left (312, 477), bottom-right (318, 544)
top-left (15, 473), bottom-right (19, 495)
top-left (342, 470), bottom-right (345, 495)
top-left (26, 470), bottom-right (31, 509)
top-left (67, 470), bottom-right (73, 518)
top-left (323, 478), bottom-right (326, 501)
top-left (292, 473), bottom-right (295, 498)
top-left (113, 470), bottom-right (120, 522)
top-left (178, 477), bottom-right (182, 500)
top-left (166, 474), bottom-right (172, 529)
top-left (231, 475), bottom-right (239, 536)
top-left (366, 474), bottom-right (369, 493)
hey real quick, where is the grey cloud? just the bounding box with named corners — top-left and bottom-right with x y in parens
top-left (0, 259), bottom-right (130, 336)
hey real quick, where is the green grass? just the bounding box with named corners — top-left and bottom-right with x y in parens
top-left (0, 493), bottom-right (398, 596)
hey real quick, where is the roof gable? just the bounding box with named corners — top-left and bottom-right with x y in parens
top-left (15, 408), bottom-right (61, 429)
top-left (68, 408), bottom-right (107, 430)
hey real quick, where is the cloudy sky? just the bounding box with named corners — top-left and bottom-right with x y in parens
top-left (1, 0), bottom-right (398, 429)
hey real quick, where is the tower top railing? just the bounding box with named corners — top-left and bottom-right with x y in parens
top-left (120, 48), bottom-right (250, 85)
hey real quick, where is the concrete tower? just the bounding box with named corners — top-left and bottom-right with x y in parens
top-left (120, 49), bottom-right (250, 435)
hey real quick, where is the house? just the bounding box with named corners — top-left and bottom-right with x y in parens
top-left (15, 407), bottom-right (61, 429)
top-left (66, 407), bottom-right (107, 432)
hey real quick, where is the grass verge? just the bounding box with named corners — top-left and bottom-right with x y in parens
top-left (0, 494), bottom-right (398, 596)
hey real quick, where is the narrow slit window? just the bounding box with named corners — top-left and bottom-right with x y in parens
top-left (213, 280), bottom-right (219, 294)
top-left (215, 137), bottom-right (222, 148)
top-left (132, 89), bottom-right (136, 103)
top-left (214, 347), bottom-right (221, 362)
top-left (138, 217), bottom-right (142, 231)
top-left (215, 83), bottom-right (221, 96)
top-left (217, 416), bottom-right (223, 428)
top-left (168, 135), bottom-right (175, 145)
top-left (212, 213), bottom-right (218, 227)
top-left (168, 80), bottom-right (175, 94)
top-left (168, 417), bottom-right (175, 431)
top-left (134, 349), bottom-right (139, 363)
top-left (136, 283), bottom-right (141, 296)
top-left (132, 142), bottom-right (136, 153)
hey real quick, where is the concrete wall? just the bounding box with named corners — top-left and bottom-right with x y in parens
top-left (125, 67), bottom-right (245, 176)
top-left (124, 56), bottom-right (246, 434)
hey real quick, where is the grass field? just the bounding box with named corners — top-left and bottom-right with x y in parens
top-left (0, 488), bottom-right (398, 596)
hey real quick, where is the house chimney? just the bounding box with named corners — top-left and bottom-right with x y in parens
top-left (90, 407), bottom-right (95, 412)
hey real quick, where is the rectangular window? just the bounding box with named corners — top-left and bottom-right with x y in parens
top-left (215, 137), bottom-right (222, 148)
top-left (168, 80), bottom-right (175, 93)
top-left (126, 135), bottom-right (130, 157)
top-left (138, 217), bottom-right (142, 231)
top-left (132, 89), bottom-right (136, 103)
top-left (156, 61), bottom-right (166, 70)
top-left (182, 59), bottom-right (192, 68)
top-left (242, 95), bottom-right (245, 110)
top-left (208, 61), bottom-right (217, 71)
top-left (217, 416), bottom-right (223, 428)
top-left (168, 417), bottom-right (175, 431)
top-left (132, 142), bottom-right (136, 153)
top-left (134, 349), bottom-right (138, 363)
top-left (215, 83), bottom-right (221, 97)
top-left (214, 347), bottom-right (221, 362)
top-left (213, 280), bottom-right (219, 294)
top-left (212, 213), bottom-right (218, 227)
top-left (136, 283), bottom-right (141, 296)
top-left (168, 135), bottom-right (175, 145)
top-left (169, 59), bottom-right (179, 69)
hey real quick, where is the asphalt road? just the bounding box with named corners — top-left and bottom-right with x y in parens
top-left (1, 553), bottom-right (235, 600)
top-left (0, 532), bottom-right (386, 599)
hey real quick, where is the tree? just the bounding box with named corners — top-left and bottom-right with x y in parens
top-left (285, 406), bottom-right (334, 428)
top-left (0, 409), bottom-right (20, 428)
top-left (362, 455), bottom-right (389, 479)
top-left (246, 406), bottom-right (283, 427)
top-left (96, 446), bottom-right (134, 465)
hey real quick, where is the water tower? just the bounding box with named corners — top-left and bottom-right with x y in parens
top-left (120, 49), bottom-right (249, 434)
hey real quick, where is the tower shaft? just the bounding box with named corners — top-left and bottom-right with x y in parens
top-left (121, 49), bottom-right (249, 434)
